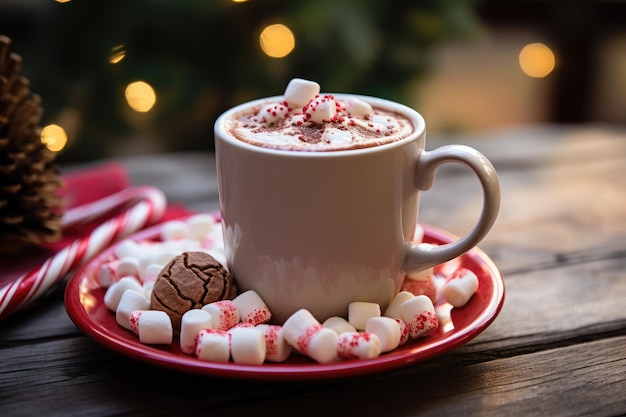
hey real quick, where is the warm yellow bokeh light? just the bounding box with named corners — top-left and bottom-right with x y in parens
top-left (55, 0), bottom-right (72, 3)
top-left (40, 124), bottom-right (68, 152)
top-left (109, 45), bottom-right (126, 64)
top-left (260, 24), bottom-right (295, 58)
top-left (125, 81), bottom-right (156, 112)
top-left (519, 43), bottom-right (556, 78)
top-left (232, 0), bottom-right (248, 2)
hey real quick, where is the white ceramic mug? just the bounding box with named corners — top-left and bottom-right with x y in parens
top-left (215, 94), bottom-right (500, 323)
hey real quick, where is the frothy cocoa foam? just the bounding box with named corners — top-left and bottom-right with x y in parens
top-left (223, 79), bottom-right (414, 152)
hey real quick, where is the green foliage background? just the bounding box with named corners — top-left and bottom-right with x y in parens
top-left (22, 0), bottom-right (480, 162)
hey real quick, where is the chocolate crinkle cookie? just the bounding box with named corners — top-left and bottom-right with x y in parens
top-left (150, 251), bottom-right (237, 333)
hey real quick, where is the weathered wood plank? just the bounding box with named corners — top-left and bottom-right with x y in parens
top-left (1, 334), bottom-right (624, 417)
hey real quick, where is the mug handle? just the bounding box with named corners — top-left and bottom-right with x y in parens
top-left (404, 144), bottom-right (501, 272)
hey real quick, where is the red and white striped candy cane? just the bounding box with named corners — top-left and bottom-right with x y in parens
top-left (0, 186), bottom-right (167, 321)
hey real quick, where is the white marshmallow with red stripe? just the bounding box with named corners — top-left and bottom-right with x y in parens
top-left (228, 322), bottom-right (255, 331)
top-left (336, 332), bottom-right (381, 360)
top-left (129, 310), bottom-right (172, 345)
top-left (256, 324), bottom-right (292, 363)
top-left (323, 316), bottom-right (357, 335)
top-left (259, 102), bottom-right (291, 124)
top-left (394, 318), bottom-right (410, 345)
top-left (233, 290), bottom-right (271, 325)
top-left (282, 309), bottom-right (338, 364)
top-left (202, 300), bottom-right (240, 331)
top-left (348, 301), bottom-right (381, 331)
top-left (179, 309), bottom-right (213, 355)
top-left (195, 329), bottom-right (231, 362)
top-left (115, 290), bottom-right (150, 331)
top-left (442, 268), bottom-right (479, 307)
top-left (284, 78), bottom-right (320, 108)
top-left (104, 277), bottom-right (143, 311)
top-left (229, 326), bottom-right (266, 365)
top-left (365, 316), bottom-right (402, 352)
top-left (100, 256), bottom-right (142, 288)
top-left (400, 295), bottom-right (439, 339)
top-left (305, 95), bottom-right (337, 124)
top-left (383, 290), bottom-right (415, 319)
top-left (98, 259), bottom-right (120, 288)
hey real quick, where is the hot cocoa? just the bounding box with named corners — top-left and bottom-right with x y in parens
top-left (223, 78), bottom-right (414, 152)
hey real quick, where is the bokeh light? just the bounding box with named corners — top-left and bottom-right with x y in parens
top-left (259, 24), bottom-right (295, 58)
top-left (125, 81), bottom-right (157, 112)
top-left (109, 45), bottom-right (126, 64)
top-left (519, 43), bottom-right (556, 78)
top-left (40, 124), bottom-right (68, 152)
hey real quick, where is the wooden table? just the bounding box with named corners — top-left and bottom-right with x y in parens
top-left (1, 125), bottom-right (625, 416)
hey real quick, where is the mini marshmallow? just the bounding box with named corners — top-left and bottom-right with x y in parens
top-left (394, 318), bottom-right (410, 345)
top-left (282, 309), bottom-right (338, 364)
top-left (401, 274), bottom-right (437, 303)
top-left (305, 95), bottom-right (336, 124)
top-left (116, 256), bottom-right (140, 279)
top-left (142, 281), bottom-right (154, 299)
top-left (114, 239), bottom-right (143, 259)
top-left (104, 277), bottom-right (143, 311)
top-left (400, 295), bottom-right (439, 339)
top-left (202, 300), bottom-right (240, 331)
top-left (436, 255), bottom-right (462, 278)
top-left (229, 326), bottom-right (266, 365)
top-left (141, 263), bottom-right (164, 285)
top-left (129, 310), bottom-right (173, 344)
top-left (228, 322), bottom-right (255, 331)
top-left (365, 316), bottom-right (401, 353)
top-left (259, 102), bottom-right (291, 124)
top-left (154, 249), bottom-right (179, 266)
top-left (344, 97), bottom-right (373, 118)
top-left (284, 78), bottom-right (320, 108)
top-left (337, 332), bottom-right (381, 360)
top-left (99, 259), bottom-right (120, 288)
top-left (256, 324), bottom-right (292, 363)
top-left (196, 329), bottom-right (231, 362)
top-left (186, 214), bottom-right (217, 241)
top-left (323, 316), bottom-right (357, 335)
top-left (179, 309), bottom-right (213, 355)
top-left (160, 220), bottom-right (191, 241)
top-left (202, 248), bottom-right (228, 270)
top-left (233, 290), bottom-right (271, 325)
top-left (442, 268), bottom-right (479, 307)
top-left (383, 291), bottom-right (415, 319)
top-left (413, 224), bottom-right (425, 244)
top-left (115, 290), bottom-right (150, 331)
top-left (405, 265), bottom-right (435, 281)
top-left (348, 301), bottom-right (381, 331)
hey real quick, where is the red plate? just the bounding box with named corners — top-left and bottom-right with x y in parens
top-left (65, 220), bottom-right (504, 381)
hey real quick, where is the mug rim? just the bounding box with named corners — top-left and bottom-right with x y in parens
top-left (214, 94), bottom-right (426, 157)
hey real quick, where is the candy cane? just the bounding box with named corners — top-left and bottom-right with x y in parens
top-left (0, 186), bottom-right (167, 320)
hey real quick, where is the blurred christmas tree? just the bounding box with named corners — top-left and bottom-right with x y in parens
top-left (15, 0), bottom-right (480, 163)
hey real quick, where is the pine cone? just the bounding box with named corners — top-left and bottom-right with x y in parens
top-left (0, 35), bottom-right (63, 254)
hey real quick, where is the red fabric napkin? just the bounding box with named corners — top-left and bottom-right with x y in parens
top-left (60, 161), bottom-right (193, 227)
top-left (1, 162), bottom-right (193, 284)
